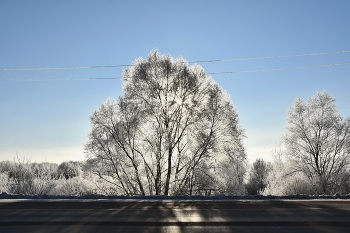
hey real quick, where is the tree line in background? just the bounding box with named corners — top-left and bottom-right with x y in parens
top-left (1, 50), bottom-right (349, 196)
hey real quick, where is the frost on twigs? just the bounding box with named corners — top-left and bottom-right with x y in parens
top-left (84, 49), bottom-right (247, 196)
top-left (263, 92), bottom-right (350, 196)
top-left (284, 91), bottom-right (350, 195)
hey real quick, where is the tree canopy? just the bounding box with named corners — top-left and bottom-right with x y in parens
top-left (246, 158), bottom-right (271, 195)
top-left (84, 50), bottom-right (247, 195)
top-left (284, 91), bottom-right (350, 194)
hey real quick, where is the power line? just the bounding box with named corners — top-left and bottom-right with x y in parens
top-left (207, 62), bottom-right (350, 75)
top-left (1, 61), bottom-right (349, 81)
top-left (0, 77), bottom-right (121, 81)
top-left (189, 50), bottom-right (350, 63)
top-left (0, 65), bottom-right (133, 71)
top-left (1, 50), bottom-right (349, 71)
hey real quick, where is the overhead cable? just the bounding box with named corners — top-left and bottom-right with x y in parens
top-left (1, 50), bottom-right (349, 71)
top-left (0, 77), bottom-right (121, 81)
top-left (190, 50), bottom-right (350, 63)
top-left (207, 62), bottom-right (350, 75)
top-left (1, 62), bottom-right (349, 81)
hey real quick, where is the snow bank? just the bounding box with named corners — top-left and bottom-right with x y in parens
top-left (1, 192), bottom-right (350, 201)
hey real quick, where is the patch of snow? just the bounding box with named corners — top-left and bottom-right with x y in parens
top-left (1, 192), bottom-right (349, 202)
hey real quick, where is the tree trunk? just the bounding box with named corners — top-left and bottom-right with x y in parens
top-left (164, 146), bottom-right (172, 195)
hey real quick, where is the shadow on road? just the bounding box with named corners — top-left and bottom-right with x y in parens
top-left (0, 200), bottom-right (349, 233)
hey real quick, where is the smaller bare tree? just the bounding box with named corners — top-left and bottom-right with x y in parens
top-left (284, 91), bottom-right (350, 194)
top-left (246, 158), bottom-right (271, 195)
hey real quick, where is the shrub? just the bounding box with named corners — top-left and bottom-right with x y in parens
top-left (49, 177), bottom-right (97, 196)
top-left (0, 172), bottom-right (9, 193)
top-left (57, 161), bottom-right (81, 179)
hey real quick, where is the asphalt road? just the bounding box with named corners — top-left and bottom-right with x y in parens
top-left (0, 199), bottom-right (349, 233)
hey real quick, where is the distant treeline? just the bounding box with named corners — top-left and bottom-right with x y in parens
top-left (0, 155), bottom-right (349, 196)
top-left (0, 160), bottom-right (102, 196)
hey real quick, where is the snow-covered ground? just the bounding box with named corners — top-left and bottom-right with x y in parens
top-left (1, 192), bottom-right (349, 201)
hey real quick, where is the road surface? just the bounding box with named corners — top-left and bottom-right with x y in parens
top-left (0, 199), bottom-right (349, 232)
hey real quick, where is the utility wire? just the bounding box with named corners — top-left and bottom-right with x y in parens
top-left (0, 65), bottom-right (133, 71)
top-left (0, 77), bottom-right (121, 81)
top-left (207, 62), bottom-right (350, 75)
top-left (1, 50), bottom-right (349, 71)
top-left (190, 50), bottom-right (350, 63)
top-left (1, 62), bottom-right (349, 81)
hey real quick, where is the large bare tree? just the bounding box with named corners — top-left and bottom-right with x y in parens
top-left (284, 91), bottom-right (350, 194)
top-left (85, 50), bottom-right (246, 195)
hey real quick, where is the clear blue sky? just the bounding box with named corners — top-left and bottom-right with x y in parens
top-left (1, 0), bottom-right (349, 164)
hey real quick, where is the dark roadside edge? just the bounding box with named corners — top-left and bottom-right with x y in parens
top-left (1, 192), bottom-right (350, 201)
top-left (1, 221), bottom-right (350, 226)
